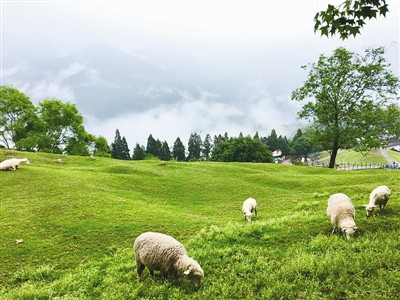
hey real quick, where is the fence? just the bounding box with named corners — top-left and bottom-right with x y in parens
top-left (312, 160), bottom-right (386, 170)
top-left (335, 162), bottom-right (386, 170)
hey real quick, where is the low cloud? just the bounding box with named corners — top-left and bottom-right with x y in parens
top-left (85, 89), bottom-right (305, 149)
top-left (19, 81), bottom-right (76, 104)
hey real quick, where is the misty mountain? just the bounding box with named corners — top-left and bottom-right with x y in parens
top-left (4, 44), bottom-right (218, 119)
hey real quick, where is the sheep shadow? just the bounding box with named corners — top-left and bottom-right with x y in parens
top-left (135, 269), bottom-right (202, 293)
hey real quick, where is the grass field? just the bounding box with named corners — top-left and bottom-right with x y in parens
top-left (1, 149), bottom-right (400, 299)
top-left (318, 149), bottom-right (396, 166)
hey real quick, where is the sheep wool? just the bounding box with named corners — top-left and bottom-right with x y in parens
top-left (0, 158), bottom-right (29, 171)
top-left (327, 193), bottom-right (357, 240)
top-left (242, 197), bottom-right (257, 222)
top-left (134, 232), bottom-right (204, 287)
top-left (365, 186), bottom-right (391, 217)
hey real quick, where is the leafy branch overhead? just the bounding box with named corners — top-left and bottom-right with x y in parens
top-left (314, 0), bottom-right (389, 39)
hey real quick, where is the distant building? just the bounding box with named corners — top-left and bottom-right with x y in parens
top-left (387, 142), bottom-right (400, 152)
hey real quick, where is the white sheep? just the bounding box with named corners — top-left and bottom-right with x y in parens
top-left (242, 197), bottom-right (257, 222)
top-left (364, 185), bottom-right (391, 217)
top-left (327, 193), bottom-right (358, 240)
top-left (134, 232), bottom-right (204, 287)
top-left (0, 158), bottom-right (29, 171)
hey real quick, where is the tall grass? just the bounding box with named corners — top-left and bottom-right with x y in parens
top-left (1, 149), bottom-right (399, 299)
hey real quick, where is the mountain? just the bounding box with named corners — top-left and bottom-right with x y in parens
top-left (3, 44), bottom-right (202, 119)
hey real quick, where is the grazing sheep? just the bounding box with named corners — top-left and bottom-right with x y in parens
top-left (0, 158), bottom-right (29, 171)
top-left (134, 232), bottom-right (204, 287)
top-left (242, 197), bottom-right (257, 222)
top-left (327, 193), bottom-right (358, 240)
top-left (364, 186), bottom-right (391, 217)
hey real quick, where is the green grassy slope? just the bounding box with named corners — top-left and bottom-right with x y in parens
top-left (1, 149), bottom-right (400, 299)
top-left (318, 149), bottom-right (392, 165)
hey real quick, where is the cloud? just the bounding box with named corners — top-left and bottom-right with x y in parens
top-left (19, 81), bottom-right (76, 105)
top-left (85, 88), bottom-right (305, 149)
top-left (1, 63), bottom-right (28, 78)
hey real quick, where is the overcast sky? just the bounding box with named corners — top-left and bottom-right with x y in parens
top-left (1, 0), bottom-right (399, 148)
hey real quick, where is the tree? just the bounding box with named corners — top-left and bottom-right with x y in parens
top-left (292, 129), bottom-right (303, 142)
top-left (132, 143), bottom-right (146, 160)
top-left (314, 0), bottom-right (390, 40)
top-left (172, 137), bottom-right (186, 161)
top-left (202, 133), bottom-right (212, 160)
top-left (382, 104), bottom-right (400, 140)
top-left (211, 136), bottom-right (273, 163)
top-left (290, 135), bottom-right (313, 161)
top-left (120, 137), bottom-right (131, 160)
top-left (160, 141), bottom-right (172, 161)
top-left (265, 129), bottom-right (279, 151)
top-left (111, 129), bottom-right (122, 159)
top-left (64, 132), bottom-right (91, 156)
top-left (292, 47), bottom-right (399, 168)
top-left (0, 86), bottom-right (39, 150)
top-left (213, 133), bottom-right (228, 148)
top-left (37, 99), bottom-right (89, 154)
top-left (92, 135), bottom-right (111, 157)
top-left (277, 135), bottom-right (290, 156)
top-left (187, 132), bottom-right (202, 161)
top-left (111, 129), bottom-right (130, 159)
top-left (146, 134), bottom-right (162, 158)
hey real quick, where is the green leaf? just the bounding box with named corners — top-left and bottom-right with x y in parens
top-left (379, 4), bottom-right (389, 17)
top-left (320, 26), bottom-right (329, 37)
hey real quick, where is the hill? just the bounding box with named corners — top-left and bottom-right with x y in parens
top-left (1, 149), bottom-right (400, 299)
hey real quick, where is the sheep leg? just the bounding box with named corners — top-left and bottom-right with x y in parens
top-left (255, 208), bottom-right (258, 217)
top-left (136, 260), bottom-right (145, 277)
top-left (331, 227), bottom-right (336, 234)
top-left (149, 269), bottom-right (155, 277)
top-left (161, 271), bottom-right (168, 278)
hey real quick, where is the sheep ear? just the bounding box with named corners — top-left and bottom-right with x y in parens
top-left (342, 228), bottom-right (347, 233)
top-left (184, 269), bottom-right (191, 275)
top-left (354, 227), bottom-right (358, 231)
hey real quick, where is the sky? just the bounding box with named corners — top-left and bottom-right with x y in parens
top-left (1, 0), bottom-right (399, 148)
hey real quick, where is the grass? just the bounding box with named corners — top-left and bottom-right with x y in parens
top-left (317, 149), bottom-right (390, 165)
top-left (1, 149), bottom-right (400, 299)
top-left (335, 149), bottom-right (390, 165)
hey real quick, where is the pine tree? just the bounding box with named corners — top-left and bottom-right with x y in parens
top-left (187, 132), bottom-right (202, 161)
top-left (202, 133), bottom-right (212, 160)
top-left (266, 129), bottom-right (279, 151)
top-left (111, 129), bottom-right (130, 160)
top-left (146, 134), bottom-right (162, 158)
top-left (132, 143), bottom-right (146, 160)
top-left (213, 134), bottom-right (223, 148)
top-left (111, 129), bottom-right (123, 159)
top-left (121, 137), bottom-right (131, 160)
top-left (292, 129), bottom-right (303, 142)
top-left (173, 137), bottom-right (186, 161)
top-left (160, 141), bottom-right (172, 161)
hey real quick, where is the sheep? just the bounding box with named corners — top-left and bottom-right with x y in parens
top-left (0, 158), bottom-right (29, 171)
top-left (134, 232), bottom-right (204, 287)
top-left (327, 193), bottom-right (358, 240)
top-left (364, 185), bottom-right (391, 217)
top-left (242, 197), bottom-right (257, 222)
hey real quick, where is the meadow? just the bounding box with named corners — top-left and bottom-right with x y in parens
top-left (1, 149), bottom-right (400, 299)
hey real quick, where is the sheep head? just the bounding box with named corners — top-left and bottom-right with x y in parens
top-left (342, 226), bottom-right (357, 240)
top-left (364, 204), bottom-right (376, 217)
top-left (182, 258), bottom-right (204, 288)
top-left (244, 212), bottom-right (253, 222)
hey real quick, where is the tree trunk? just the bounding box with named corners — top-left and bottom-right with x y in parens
top-left (329, 148), bottom-right (339, 168)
